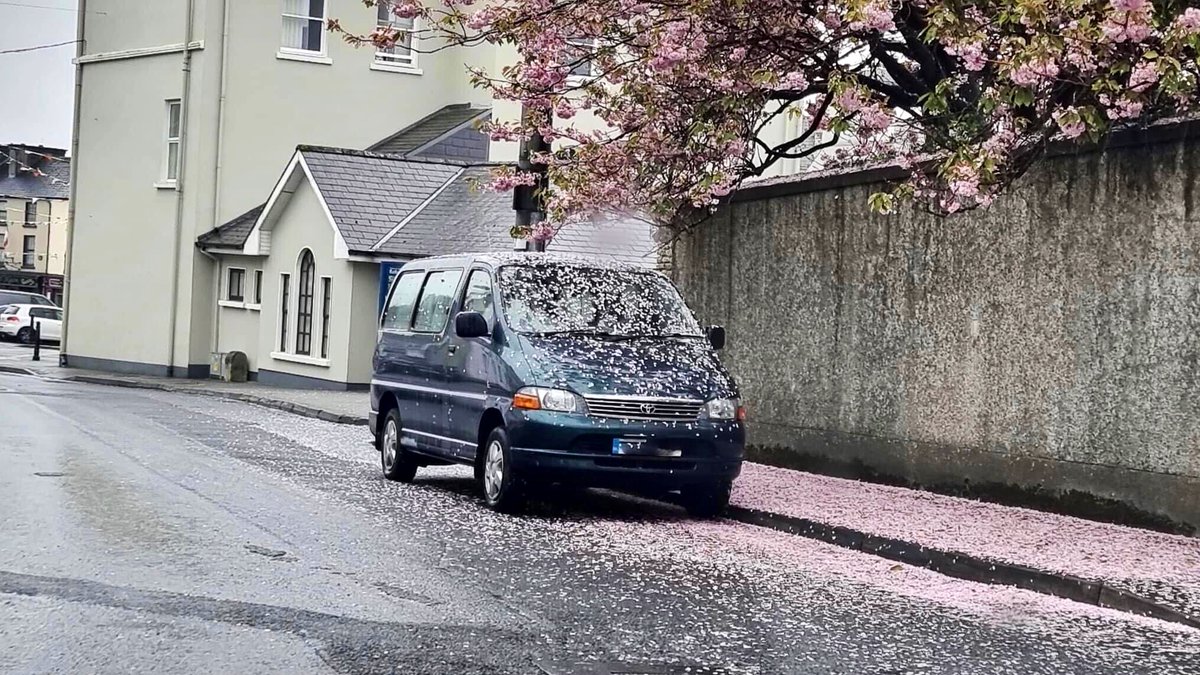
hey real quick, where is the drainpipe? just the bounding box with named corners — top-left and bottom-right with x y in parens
top-left (207, 0), bottom-right (230, 359)
top-left (166, 0), bottom-right (197, 377)
top-left (58, 0), bottom-right (87, 366)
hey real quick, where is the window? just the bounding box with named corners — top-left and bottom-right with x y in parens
top-left (374, 3), bottom-right (417, 69)
top-left (0, 199), bottom-right (7, 226)
top-left (564, 37), bottom-right (597, 79)
top-left (295, 250), bottom-right (316, 355)
top-left (253, 270), bottom-right (263, 305)
top-left (382, 271), bottom-right (423, 330)
top-left (22, 235), bottom-right (36, 269)
top-left (227, 268), bottom-right (245, 302)
top-left (462, 269), bottom-right (494, 329)
top-left (23, 200), bottom-right (37, 228)
top-left (320, 277), bottom-right (331, 359)
top-left (163, 100), bottom-right (182, 182)
top-left (412, 270), bottom-right (463, 333)
top-left (281, 0), bottom-right (325, 54)
top-left (279, 273), bottom-right (290, 351)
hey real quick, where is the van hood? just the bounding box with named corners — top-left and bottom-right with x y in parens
top-left (518, 334), bottom-right (737, 401)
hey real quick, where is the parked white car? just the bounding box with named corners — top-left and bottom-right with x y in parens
top-left (0, 304), bottom-right (63, 344)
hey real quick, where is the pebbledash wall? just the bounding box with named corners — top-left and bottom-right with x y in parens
top-left (671, 123), bottom-right (1200, 528)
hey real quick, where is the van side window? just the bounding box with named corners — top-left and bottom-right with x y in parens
top-left (382, 271), bottom-right (423, 330)
top-left (412, 269), bottom-right (463, 333)
top-left (461, 269), bottom-right (493, 327)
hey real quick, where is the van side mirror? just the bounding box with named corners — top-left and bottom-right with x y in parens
top-left (707, 325), bottom-right (726, 350)
top-left (455, 311), bottom-right (490, 339)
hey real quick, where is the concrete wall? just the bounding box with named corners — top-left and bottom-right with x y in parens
top-left (672, 132), bottom-right (1200, 528)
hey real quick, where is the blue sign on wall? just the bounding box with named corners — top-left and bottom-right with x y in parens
top-left (378, 260), bottom-right (407, 316)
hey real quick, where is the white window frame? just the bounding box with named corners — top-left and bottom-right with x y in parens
top-left (247, 269), bottom-right (263, 310)
top-left (371, 6), bottom-right (420, 74)
top-left (564, 37), bottom-right (598, 83)
top-left (317, 275), bottom-right (332, 359)
top-left (158, 99), bottom-right (182, 188)
top-left (278, 0), bottom-right (332, 64)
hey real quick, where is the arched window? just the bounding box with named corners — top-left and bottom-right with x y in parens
top-left (295, 250), bottom-right (316, 355)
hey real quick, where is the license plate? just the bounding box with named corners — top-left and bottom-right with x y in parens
top-left (611, 438), bottom-right (682, 457)
top-left (612, 438), bottom-right (648, 455)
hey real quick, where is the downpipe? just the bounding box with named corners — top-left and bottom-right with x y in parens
top-left (166, 0), bottom-right (197, 377)
top-left (58, 0), bottom-right (87, 366)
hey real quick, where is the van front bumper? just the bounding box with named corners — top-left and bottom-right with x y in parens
top-left (506, 410), bottom-right (745, 489)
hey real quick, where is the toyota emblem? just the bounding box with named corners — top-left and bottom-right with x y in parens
top-left (639, 403), bottom-right (657, 415)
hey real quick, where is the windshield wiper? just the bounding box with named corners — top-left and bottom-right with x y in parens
top-left (600, 332), bottom-right (705, 342)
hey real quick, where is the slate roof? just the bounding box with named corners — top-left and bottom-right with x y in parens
top-left (373, 165), bottom-right (656, 267)
top-left (299, 146), bottom-right (464, 252)
top-left (0, 155), bottom-right (70, 200)
top-left (196, 204), bottom-right (264, 248)
top-left (197, 147), bottom-right (656, 267)
top-left (369, 104), bottom-right (491, 156)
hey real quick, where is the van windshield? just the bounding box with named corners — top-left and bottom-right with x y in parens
top-left (498, 264), bottom-right (702, 338)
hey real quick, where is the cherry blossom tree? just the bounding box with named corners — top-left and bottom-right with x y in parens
top-left (333, 1), bottom-right (1200, 235)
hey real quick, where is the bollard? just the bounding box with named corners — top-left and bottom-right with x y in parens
top-left (32, 319), bottom-right (40, 362)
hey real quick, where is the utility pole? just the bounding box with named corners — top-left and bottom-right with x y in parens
top-left (513, 105), bottom-right (550, 253)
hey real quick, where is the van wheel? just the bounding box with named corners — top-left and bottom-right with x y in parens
top-left (480, 427), bottom-right (524, 513)
top-left (380, 409), bottom-right (418, 483)
top-left (682, 481), bottom-right (732, 519)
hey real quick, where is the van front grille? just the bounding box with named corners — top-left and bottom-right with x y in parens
top-left (583, 396), bottom-right (704, 421)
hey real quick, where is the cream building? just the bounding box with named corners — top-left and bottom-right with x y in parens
top-left (0, 145), bottom-right (71, 304)
top-left (64, 2), bottom-right (829, 387)
top-left (64, 1), bottom-right (653, 387)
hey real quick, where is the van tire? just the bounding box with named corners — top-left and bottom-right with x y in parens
top-left (682, 481), bottom-right (732, 519)
top-left (480, 427), bottom-right (523, 513)
top-left (380, 409), bottom-right (418, 483)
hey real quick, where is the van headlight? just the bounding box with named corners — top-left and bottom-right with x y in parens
top-left (513, 387), bottom-right (588, 414)
top-left (704, 398), bottom-right (745, 421)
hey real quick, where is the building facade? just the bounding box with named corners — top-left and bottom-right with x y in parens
top-left (65, 1), bottom-right (659, 387)
top-left (0, 144), bottom-right (71, 304)
top-left (65, 0), bottom-right (502, 377)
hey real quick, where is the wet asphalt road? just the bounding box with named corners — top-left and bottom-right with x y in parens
top-left (1, 373), bottom-right (1198, 674)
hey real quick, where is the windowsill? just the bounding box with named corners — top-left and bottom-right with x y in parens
top-left (218, 300), bottom-right (246, 309)
top-left (154, 180), bottom-right (177, 190)
top-left (245, 303), bottom-right (262, 311)
top-left (276, 50), bottom-right (332, 65)
top-left (370, 62), bottom-right (422, 76)
top-left (270, 351), bottom-right (331, 368)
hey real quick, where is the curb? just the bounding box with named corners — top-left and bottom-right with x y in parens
top-left (65, 375), bottom-right (370, 426)
top-left (726, 506), bottom-right (1200, 630)
top-left (0, 364), bottom-right (36, 377)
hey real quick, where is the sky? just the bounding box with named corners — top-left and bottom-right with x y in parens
top-left (0, 1), bottom-right (77, 149)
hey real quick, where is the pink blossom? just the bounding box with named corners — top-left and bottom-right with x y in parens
top-left (858, 105), bottom-right (891, 132)
top-left (1128, 61), bottom-right (1158, 92)
top-left (1105, 96), bottom-right (1145, 119)
top-left (780, 71), bottom-right (808, 90)
top-left (947, 42), bottom-right (987, 72)
top-left (835, 88), bottom-right (865, 114)
top-left (1110, 0), bottom-right (1149, 12)
top-left (1053, 108), bottom-right (1087, 139)
top-left (1174, 8), bottom-right (1200, 34)
top-left (1010, 58), bottom-right (1059, 87)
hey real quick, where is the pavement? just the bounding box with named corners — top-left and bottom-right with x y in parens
top-left (1, 341), bottom-right (1197, 634)
top-left (3, 372), bottom-right (1199, 673)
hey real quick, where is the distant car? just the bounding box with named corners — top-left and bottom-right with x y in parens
top-left (0, 304), bottom-right (63, 344)
top-left (0, 290), bottom-right (57, 308)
